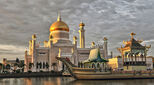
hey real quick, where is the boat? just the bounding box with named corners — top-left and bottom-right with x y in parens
top-left (56, 57), bottom-right (154, 80)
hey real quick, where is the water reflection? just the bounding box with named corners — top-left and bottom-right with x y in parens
top-left (0, 77), bottom-right (154, 85)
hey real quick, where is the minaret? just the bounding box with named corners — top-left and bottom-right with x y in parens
top-left (79, 21), bottom-right (85, 48)
top-left (31, 34), bottom-right (36, 63)
top-left (73, 36), bottom-right (78, 65)
top-left (103, 37), bottom-right (108, 58)
top-left (73, 36), bottom-right (77, 47)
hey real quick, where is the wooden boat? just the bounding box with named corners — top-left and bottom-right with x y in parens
top-left (56, 57), bottom-right (154, 80)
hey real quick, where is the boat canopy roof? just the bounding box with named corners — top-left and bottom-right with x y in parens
top-left (83, 48), bottom-right (108, 63)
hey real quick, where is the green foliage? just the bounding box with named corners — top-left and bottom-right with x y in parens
top-left (6, 64), bottom-right (11, 69)
top-left (16, 58), bottom-right (20, 63)
top-left (28, 70), bottom-right (32, 73)
top-left (16, 69), bottom-right (20, 73)
top-left (40, 70), bottom-right (43, 72)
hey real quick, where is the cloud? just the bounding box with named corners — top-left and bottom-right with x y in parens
top-left (0, 0), bottom-right (154, 60)
top-left (0, 44), bottom-right (25, 61)
top-left (142, 39), bottom-right (154, 44)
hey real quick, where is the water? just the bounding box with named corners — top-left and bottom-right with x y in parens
top-left (0, 77), bottom-right (154, 85)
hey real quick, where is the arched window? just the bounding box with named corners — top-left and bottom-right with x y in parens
top-left (97, 63), bottom-right (100, 68)
top-left (40, 62), bottom-right (42, 69)
top-left (92, 63), bottom-right (95, 68)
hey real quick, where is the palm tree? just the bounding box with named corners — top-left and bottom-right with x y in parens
top-left (0, 63), bottom-right (3, 73)
top-left (16, 58), bottom-right (20, 63)
top-left (29, 63), bottom-right (33, 71)
top-left (14, 63), bottom-right (18, 72)
top-left (18, 61), bottom-right (25, 72)
top-left (6, 64), bottom-right (11, 72)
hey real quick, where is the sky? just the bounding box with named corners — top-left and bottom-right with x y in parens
top-left (0, 0), bottom-right (154, 61)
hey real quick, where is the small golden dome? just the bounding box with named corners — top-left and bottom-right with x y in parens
top-left (104, 37), bottom-right (108, 41)
top-left (79, 21), bottom-right (85, 27)
top-left (50, 14), bottom-right (69, 32)
top-left (32, 34), bottom-right (36, 39)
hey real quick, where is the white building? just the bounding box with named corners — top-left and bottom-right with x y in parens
top-left (24, 14), bottom-right (108, 72)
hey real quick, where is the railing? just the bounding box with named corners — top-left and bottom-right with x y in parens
top-left (111, 70), bottom-right (154, 76)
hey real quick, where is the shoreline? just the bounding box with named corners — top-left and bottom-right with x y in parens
top-left (1, 72), bottom-right (154, 80)
top-left (0, 72), bottom-right (71, 78)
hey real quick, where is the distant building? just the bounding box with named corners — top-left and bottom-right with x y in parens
top-left (108, 56), bottom-right (123, 70)
top-left (2, 58), bottom-right (24, 66)
top-left (25, 14), bottom-right (109, 72)
top-left (146, 56), bottom-right (153, 70)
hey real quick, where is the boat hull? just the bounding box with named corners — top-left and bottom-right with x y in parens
top-left (74, 73), bottom-right (154, 80)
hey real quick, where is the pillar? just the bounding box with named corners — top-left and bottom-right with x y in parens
top-left (79, 21), bottom-right (85, 48)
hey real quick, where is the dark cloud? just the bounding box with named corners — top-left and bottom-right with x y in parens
top-left (0, 0), bottom-right (154, 61)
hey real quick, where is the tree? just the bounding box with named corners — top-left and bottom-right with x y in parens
top-left (6, 64), bottom-right (11, 72)
top-left (14, 63), bottom-right (18, 72)
top-left (18, 61), bottom-right (25, 72)
top-left (29, 63), bottom-right (33, 70)
top-left (16, 58), bottom-right (20, 63)
top-left (0, 63), bottom-right (3, 73)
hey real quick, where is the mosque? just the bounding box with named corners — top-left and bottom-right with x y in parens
top-left (24, 14), bottom-right (108, 72)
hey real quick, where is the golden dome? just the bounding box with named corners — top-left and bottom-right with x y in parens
top-left (50, 14), bottom-right (69, 32)
top-left (79, 21), bottom-right (85, 27)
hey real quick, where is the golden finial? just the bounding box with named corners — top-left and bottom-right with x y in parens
top-left (57, 12), bottom-right (61, 21)
top-left (79, 20), bottom-right (85, 27)
top-left (104, 37), bottom-right (108, 41)
top-left (32, 34), bottom-right (36, 39)
top-left (130, 32), bottom-right (136, 39)
top-left (91, 42), bottom-right (95, 46)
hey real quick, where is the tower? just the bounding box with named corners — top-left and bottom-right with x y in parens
top-left (103, 37), bottom-right (108, 58)
top-left (79, 21), bottom-right (85, 48)
top-left (31, 34), bottom-right (36, 63)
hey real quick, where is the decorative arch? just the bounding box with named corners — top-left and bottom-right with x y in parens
top-left (92, 63), bottom-right (95, 68)
top-left (97, 63), bottom-right (100, 68)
